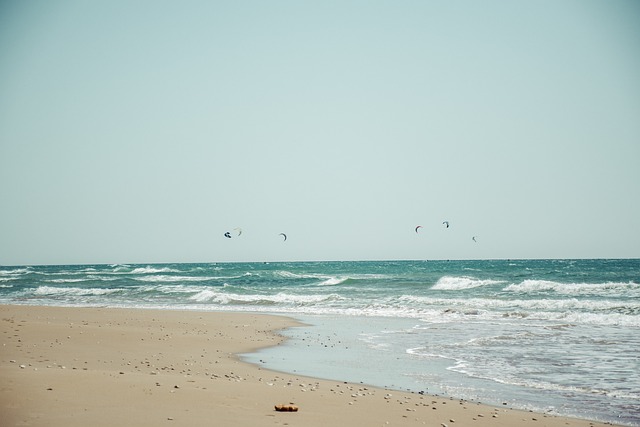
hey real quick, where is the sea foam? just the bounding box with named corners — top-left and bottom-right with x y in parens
top-left (432, 276), bottom-right (505, 290)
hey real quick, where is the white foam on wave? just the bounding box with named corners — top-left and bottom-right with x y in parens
top-left (432, 276), bottom-right (505, 290)
top-left (34, 286), bottom-right (120, 296)
top-left (135, 284), bottom-right (200, 293)
top-left (206, 305), bottom-right (427, 319)
top-left (506, 280), bottom-right (640, 296)
top-left (318, 277), bottom-right (348, 286)
top-left (0, 267), bottom-right (32, 276)
top-left (47, 278), bottom-right (91, 283)
top-left (133, 275), bottom-right (222, 283)
top-left (45, 274), bottom-right (120, 283)
top-left (397, 295), bottom-right (640, 326)
top-left (190, 289), bottom-right (218, 302)
top-left (275, 270), bottom-right (388, 285)
top-left (130, 266), bottom-right (181, 274)
top-left (274, 270), bottom-right (323, 280)
top-left (109, 264), bottom-right (132, 273)
top-left (34, 268), bottom-right (101, 277)
top-left (401, 294), bottom-right (640, 313)
top-left (188, 290), bottom-right (344, 305)
top-left (274, 270), bottom-right (343, 285)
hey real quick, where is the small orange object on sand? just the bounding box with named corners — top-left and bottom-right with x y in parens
top-left (275, 404), bottom-right (299, 412)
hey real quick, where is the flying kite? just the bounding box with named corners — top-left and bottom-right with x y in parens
top-left (415, 225), bottom-right (423, 233)
top-left (472, 236), bottom-right (478, 243)
top-left (443, 221), bottom-right (450, 228)
top-left (234, 227), bottom-right (242, 236)
top-left (279, 233), bottom-right (287, 241)
top-left (224, 232), bottom-right (232, 239)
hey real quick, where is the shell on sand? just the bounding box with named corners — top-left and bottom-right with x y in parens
top-left (274, 404), bottom-right (299, 412)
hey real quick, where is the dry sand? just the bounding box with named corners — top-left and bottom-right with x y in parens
top-left (1, 305), bottom-right (619, 427)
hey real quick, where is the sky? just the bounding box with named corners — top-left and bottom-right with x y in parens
top-left (1, 0), bottom-right (639, 265)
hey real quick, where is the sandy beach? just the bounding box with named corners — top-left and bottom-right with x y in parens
top-left (1, 305), bottom-right (620, 427)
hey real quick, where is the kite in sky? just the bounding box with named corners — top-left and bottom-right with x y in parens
top-left (415, 226), bottom-right (423, 233)
top-left (279, 233), bottom-right (287, 241)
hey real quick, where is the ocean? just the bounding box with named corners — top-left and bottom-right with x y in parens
top-left (1, 259), bottom-right (638, 425)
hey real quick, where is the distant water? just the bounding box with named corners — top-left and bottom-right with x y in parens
top-left (1, 259), bottom-right (638, 425)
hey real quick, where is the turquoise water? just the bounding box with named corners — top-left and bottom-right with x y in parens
top-left (1, 259), bottom-right (638, 425)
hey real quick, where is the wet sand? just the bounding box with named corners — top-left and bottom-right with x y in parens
top-left (0, 305), bottom-right (619, 426)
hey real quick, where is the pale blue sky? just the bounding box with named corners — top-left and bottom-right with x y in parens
top-left (1, 1), bottom-right (639, 265)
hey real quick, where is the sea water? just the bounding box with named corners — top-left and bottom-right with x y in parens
top-left (1, 259), bottom-right (638, 425)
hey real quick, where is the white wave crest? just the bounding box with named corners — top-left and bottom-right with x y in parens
top-left (403, 294), bottom-right (640, 313)
top-left (397, 295), bottom-right (640, 326)
top-left (48, 278), bottom-right (93, 284)
top-left (134, 284), bottom-right (222, 294)
top-left (274, 270), bottom-right (320, 279)
top-left (0, 267), bottom-right (32, 276)
top-left (34, 286), bottom-right (120, 296)
top-left (130, 266), bottom-right (181, 274)
top-left (190, 289), bottom-right (219, 302)
top-left (188, 290), bottom-right (343, 305)
top-left (506, 280), bottom-right (640, 296)
top-left (432, 276), bottom-right (504, 290)
top-left (134, 275), bottom-right (220, 283)
top-left (318, 277), bottom-right (349, 286)
top-left (275, 270), bottom-right (388, 285)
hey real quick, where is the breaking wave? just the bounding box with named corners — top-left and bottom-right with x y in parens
top-left (189, 290), bottom-right (343, 306)
top-left (34, 286), bottom-right (121, 296)
top-left (505, 280), bottom-right (640, 296)
top-left (432, 276), bottom-right (505, 290)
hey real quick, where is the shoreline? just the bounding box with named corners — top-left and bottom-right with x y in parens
top-left (0, 305), bottom-right (621, 427)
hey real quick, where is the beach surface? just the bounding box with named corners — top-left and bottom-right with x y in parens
top-left (0, 305), bottom-right (619, 427)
